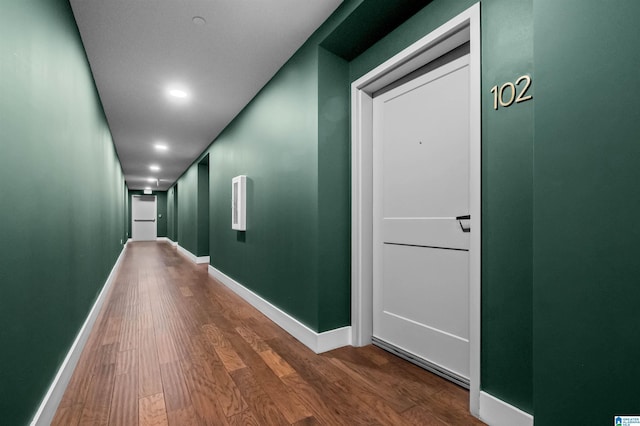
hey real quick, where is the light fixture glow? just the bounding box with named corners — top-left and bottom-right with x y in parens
top-left (168, 88), bottom-right (188, 99)
top-left (149, 165), bottom-right (160, 171)
top-left (147, 177), bottom-right (156, 182)
top-left (154, 143), bottom-right (168, 151)
top-left (192, 16), bottom-right (206, 26)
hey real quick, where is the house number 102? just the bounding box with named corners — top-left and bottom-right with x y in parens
top-left (490, 75), bottom-right (532, 110)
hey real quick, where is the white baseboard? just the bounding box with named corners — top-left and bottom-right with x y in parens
top-left (177, 245), bottom-right (209, 264)
top-left (207, 265), bottom-right (351, 354)
top-left (30, 245), bottom-right (128, 426)
top-left (156, 237), bottom-right (172, 243)
top-left (479, 391), bottom-right (534, 426)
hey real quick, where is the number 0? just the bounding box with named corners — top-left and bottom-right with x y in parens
top-left (499, 82), bottom-right (516, 107)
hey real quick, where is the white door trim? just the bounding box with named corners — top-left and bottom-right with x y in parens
top-left (350, 3), bottom-right (481, 416)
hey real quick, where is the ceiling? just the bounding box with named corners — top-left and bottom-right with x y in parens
top-left (70, 0), bottom-right (343, 191)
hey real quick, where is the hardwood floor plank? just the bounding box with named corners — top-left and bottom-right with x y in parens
top-left (201, 323), bottom-right (246, 372)
top-left (292, 416), bottom-right (322, 426)
top-left (280, 372), bottom-right (350, 426)
top-left (327, 356), bottom-right (418, 412)
top-left (258, 348), bottom-right (296, 378)
top-left (119, 319), bottom-right (139, 351)
top-left (155, 331), bottom-right (180, 365)
top-left (138, 330), bottom-right (163, 398)
top-left (158, 360), bottom-right (192, 412)
top-left (179, 286), bottom-right (193, 297)
top-left (78, 364), bottom-right (115, 426)
top-left (115, 349), bottom-right (137, 376)
top-left (229, 367), bottom-right (289, 425)
top-left (51, 403), bottom-right (83, 426)
top-left (227, 409), bottom-right (261, 426)
top-left (109, 373), bottom-right (138, 426)
top-left (181, 364), bottom-right (230, 426)
top-left (223, 332), bottom-right (312, 424)
top-left (139, 393), bottom-right (168, 426)
top-left (166, 406), bottom-right (201, 426)
top-left (235, 325), bottom-right (270, 353)
top-left (54, 242), bottom-right (484, 426)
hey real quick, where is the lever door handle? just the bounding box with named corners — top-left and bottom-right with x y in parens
top-left (456, 215), bottom-right (470, 233)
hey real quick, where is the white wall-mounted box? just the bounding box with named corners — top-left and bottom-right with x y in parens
top-left (232, 175), bottom-right (246, 230)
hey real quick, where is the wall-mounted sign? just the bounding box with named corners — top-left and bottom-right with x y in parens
top-left (490, 75), bottom-right (532, 110)
top-left (232, 175), bottom-right (246, 231)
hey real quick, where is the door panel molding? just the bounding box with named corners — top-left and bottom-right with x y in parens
top-left (351, 2), bottom-right (481, 416)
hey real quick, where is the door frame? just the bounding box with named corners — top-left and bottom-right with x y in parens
top-left (131, 194), bottom-right (158, 241)
top-left (350, 3), bottom-right (481, 415)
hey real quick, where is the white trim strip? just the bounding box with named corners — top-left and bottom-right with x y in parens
top-left (479, 391), bottom-right (534, 426)
top-left (30, 246), bottom-right (128, 426)
top-left (176, 245), bottom-right (210, 264)
top-left (383, 310), bottom-right (470, 343)
top-left (208, 265), bottom-right (351, 354)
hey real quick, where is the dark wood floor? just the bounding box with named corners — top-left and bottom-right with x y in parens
top-left (52, 241), bottom-right (484, 425)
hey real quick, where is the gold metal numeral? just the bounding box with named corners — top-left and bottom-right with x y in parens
top-left (491, 75), bottom-right (532, 110)
top-left (515, 75), bottom-right (533, 103)
top-left (490, 85), bottom-right (499, 110)
top-left (499, 82), bottom-right (516, 107)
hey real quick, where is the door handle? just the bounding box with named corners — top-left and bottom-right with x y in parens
top-left (456, 215), bottom-right (470, 233)
top-left (134, 219), bottom-right (156, 222)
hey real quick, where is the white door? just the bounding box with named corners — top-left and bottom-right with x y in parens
top-left (132, 195), bottom-right (157, 241)
top-left (372, 54), bottom-right (471, 385)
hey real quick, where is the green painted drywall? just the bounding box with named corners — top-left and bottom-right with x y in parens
top-left (156, 191), bottom-right (168, 238)
top-left (197, 158), bottom-right (210, 257)
top-left (317, 47), bottom-right (351, 331)
top-left (533, 1), bottom-right (640, 423)
top-left (167, 186), bottom-right (176, 241)
top-left (320, 0), bottom-right (433, 61)
top-left (480, 0), bottom-right (534, 413)
top-left (349, 0), bottom-right (534, 413)
top-left (206, 43), bottom-right (321, 330)
top-left (0, 1), bottom-right (126, 424)
top-left (177, 166), bottom-right (198, 256)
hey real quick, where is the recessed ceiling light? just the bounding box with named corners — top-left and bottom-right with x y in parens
top-left (154, 143), bottom-right (168, 151)
top-left (149, 165), bottom-right (160, 171)
top-left (192, 16), bottom-right (206, 26)
top-left (168, 88), bottom-right (188, 99)
top-left (147, 177), bottom-right (156, 182)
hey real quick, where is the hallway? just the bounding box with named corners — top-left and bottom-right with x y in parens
top-left (52, 242), bottom-right (483, 425)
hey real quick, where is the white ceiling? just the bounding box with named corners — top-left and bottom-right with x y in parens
top-left (70, 0), bottom-right (343, 191)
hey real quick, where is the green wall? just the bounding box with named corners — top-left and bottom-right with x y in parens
top-left (127, 190), bottom-right (167, 239)
top-left (197, 158), bottom-right (210, 257)
top-left (533, 1), bottom-right (640, 423)
top-left (177, 166), bottom-right (198, 255)
top-left (0, 1), bottom-right (126, 424)
top-left (167, 185), bottom-right (177, 242)
top-left (317, 47), bottom-right (351, 331)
